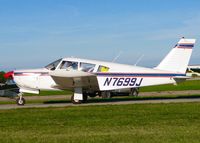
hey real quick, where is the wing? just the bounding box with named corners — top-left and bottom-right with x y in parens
top-left (49, 70), bottom-right (99, 90)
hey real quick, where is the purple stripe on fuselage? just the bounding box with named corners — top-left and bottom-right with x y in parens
top-left (97, 73), bottom-right (186, 77)
top-left (14, 72), bottom-right (186, 78)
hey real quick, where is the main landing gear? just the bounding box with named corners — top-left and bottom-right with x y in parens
top-left (101, 91), bottom-right (112, 99)
top-left (71, 88), bottom-right (88, 104)
top-left (70, 88), bottom-right (113, 104)
top-left (71, 88), bottom-right (140, 104)
top-left (71, 94), bottom-right (88, 104)
top-left (16, 93), bottom-right (25, 106)
top-left (130, 88), bottom-right (139, 97)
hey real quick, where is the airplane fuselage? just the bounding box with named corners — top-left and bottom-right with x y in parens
top-left (13, 58), bottom-right (183, 94)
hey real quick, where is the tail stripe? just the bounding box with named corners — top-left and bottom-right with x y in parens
top-left (175, 44), bottom-right (194, 49)
top-left (155, 38), bottom-right (196, 73)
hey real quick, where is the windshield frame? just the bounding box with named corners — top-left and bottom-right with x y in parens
top-left (45, 58), bottom-right (62, 70)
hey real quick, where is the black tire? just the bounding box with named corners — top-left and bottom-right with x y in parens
top-left (134, 90), bottom-right (139, 96)
top-left (130, 88), bottom-right (139, 96)
top-left (101, 92), bottom-right (106, 98)
top-left (82, 93), bottom-right (88, 103)
top-left (71, 95), bottom-right (82, 104)
top-left (88, 93), bottom-right (96, 97)
top-left (16, 97), bottom-right (25, 106)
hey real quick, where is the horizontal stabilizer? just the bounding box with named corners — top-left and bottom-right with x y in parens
top-left (173, 76), bottom-right (191, 79)
top-left (173, 76), bottom-right (191, 84)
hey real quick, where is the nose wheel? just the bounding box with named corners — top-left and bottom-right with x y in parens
top-left (16, 94), bottom-right (25, 105)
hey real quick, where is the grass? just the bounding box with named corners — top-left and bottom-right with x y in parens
top-left (140, 80), bottom-right (200, 92)
top-left (0, 103), bottom-right (200, 143)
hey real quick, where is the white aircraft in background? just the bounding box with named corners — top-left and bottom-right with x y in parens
top-left (5, 38), bottom-right (196, 105)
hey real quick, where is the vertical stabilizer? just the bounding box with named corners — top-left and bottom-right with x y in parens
top-left (155, 38), bottom-right (196, 73)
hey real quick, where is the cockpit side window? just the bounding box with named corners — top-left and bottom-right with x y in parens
top-left (80, 62), bottom-right (95, 72)
top-left (59, 61), bottom-right (78, 70)
top-left (97, 65), bottom-right (109, 72)
top-left (45, 59), bottom-right (62, 70)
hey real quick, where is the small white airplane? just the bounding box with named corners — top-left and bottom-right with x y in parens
top-left (5, 37), bottom-right (196, 105)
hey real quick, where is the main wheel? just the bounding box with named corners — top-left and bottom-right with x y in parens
top-left (16, 97), bottom-right (25, 106)
top-left (130, 88), bottom-right (139, 97)
top-left (71, 95), bottom-right (82, 104)
top-left (101, 91), bottom-right (111, 99)
top-left (82, 93), bottom-right (88, 103)
top-left (88, 93), bottom-right (96, 97)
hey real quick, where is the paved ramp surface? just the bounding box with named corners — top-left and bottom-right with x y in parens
top-left (1, 98), bottom-right (200, 110)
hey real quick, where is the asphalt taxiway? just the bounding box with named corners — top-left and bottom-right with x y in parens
top-left (1, 97), bottom-right (200, 110)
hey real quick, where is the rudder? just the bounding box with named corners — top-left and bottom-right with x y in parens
top-left (155, 38), bottom-right (196, 73)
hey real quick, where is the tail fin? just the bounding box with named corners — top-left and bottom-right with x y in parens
top-left (155, 38), bottom-right (196, 73)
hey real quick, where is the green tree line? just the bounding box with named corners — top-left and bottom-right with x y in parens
top-left (0, 71), bottom-right (6, 83)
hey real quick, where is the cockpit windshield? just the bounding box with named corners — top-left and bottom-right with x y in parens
top-left (59, 61), bottom-right (78, 70)
top-left (46, 59), bottom-right (97, 72)
top-left (45, 59), bottom-right (62, 70)
top-left (80, 62), bottom-right (95, 72)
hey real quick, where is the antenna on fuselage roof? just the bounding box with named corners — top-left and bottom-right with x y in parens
top-left (134, 54), bottom-right (144, 66)
top-left (112, 51), bottom-right (123, 62)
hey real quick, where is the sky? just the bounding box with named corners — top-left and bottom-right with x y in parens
top-left (0, 0), bottom-right (200, 71)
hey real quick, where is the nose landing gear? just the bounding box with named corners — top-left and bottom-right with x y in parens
top-left (16, 93), bottom-right (25, 105)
